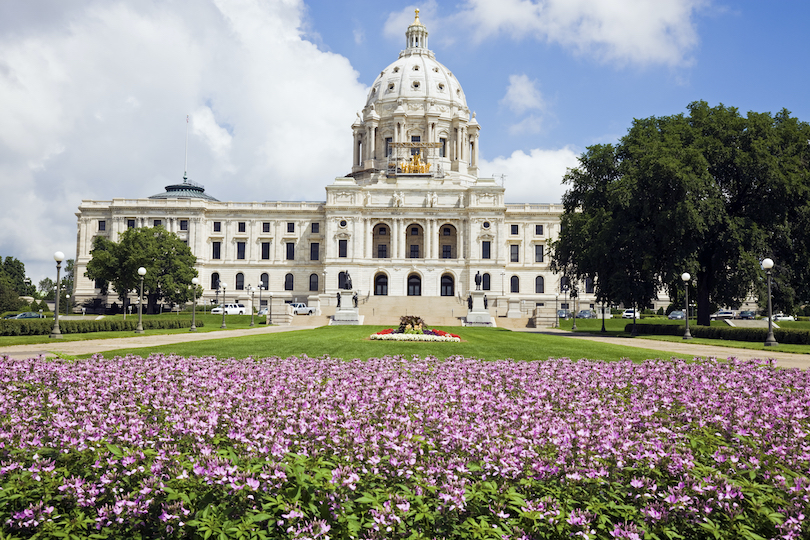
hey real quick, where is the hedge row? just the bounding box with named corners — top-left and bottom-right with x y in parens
top-left (625, 323), bottom-right (810, 344)
top-left (0, 318), bottom-right (203, 336)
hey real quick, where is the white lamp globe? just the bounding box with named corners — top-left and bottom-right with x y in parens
top-left (191, 277), bottom-right (199, 285)
top-left (681, 272), bottom-right (690, 282)
top-left (762, 258), bottom-right (774, 270)
top-left (54, 251), bottom-right (65, 262)
top-left (138, 267), bottom-right (147, 276)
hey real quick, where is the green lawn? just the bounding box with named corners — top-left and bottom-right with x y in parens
top-left (88, 325), bottom-right (692, 363)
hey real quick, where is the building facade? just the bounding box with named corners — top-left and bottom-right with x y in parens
top-left (74, 11), bottom-right (598, 319)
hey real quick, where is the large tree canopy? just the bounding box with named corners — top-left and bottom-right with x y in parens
top-left (552, 101), bottom-right (810, 325)
top-left (85, 227), bottom-right (198, 314)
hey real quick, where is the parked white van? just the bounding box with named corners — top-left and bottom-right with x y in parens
top-left (210, 303), bottom-right (246, 315)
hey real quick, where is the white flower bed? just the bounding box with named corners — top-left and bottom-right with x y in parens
top-left (370, 333), bottom-right (460, 342)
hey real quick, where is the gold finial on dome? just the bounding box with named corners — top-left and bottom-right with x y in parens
top-left (413, 8), bottom-right (423, 26)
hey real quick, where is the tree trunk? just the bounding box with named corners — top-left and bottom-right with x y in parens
top-left (696, 270), bottom-right (711, 326)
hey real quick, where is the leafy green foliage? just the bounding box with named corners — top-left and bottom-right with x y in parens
top-left (553, 101), bottom-right (810, 326)
top-left (85, 226), bottom-right (198, 313)
top-left (0, 318), bottom-right (202, 336)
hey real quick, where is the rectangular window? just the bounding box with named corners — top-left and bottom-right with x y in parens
top-left (535, 224), bottom-right (543, 235)
top-left (153, 219), bottom-right (161, 227)
top-left (127, 219), bottom-right (135, 229)
top-left (261, 242), bottom-right (270, 260)
top-left (180, 220), bottom-right (188, 231)
top-left (311, 222), bottom-right (320, 234)
top-left (213, 221), bottom-right (221, 232)
top-left (286, 242), bottom-right (295, 260)
top-left (338, 239), bottom-right (348, 258)
top-left (443, 227), bottom-right (451, 236)
top-left (310, 243), bottom-right (319, 261)
top-left (511, 224), bottom-right (519, 235)
top-left (442, 245), bottom-right (452, 259)
top-left (379, 227), bottom-right (386, 235)
top-left (411, 227), bottom-right (419, 236)
top-left (377, 244), bottom-right (387, 258)
top-left (535, 245), bottom-right (544, 263)
top-left (439, 138), bottom-right (446, 158)
top-left (482, 241), bottom-right (491, 260)
top-left (212, 242), bottom-right (221, 260)
top-left (262, 222), bottom-right (270, 233)
top-left (385, 137), bottom-right (392, 157)
top-left (510, 245), bottom-right (519, 262)
top-left (287, 222), bottom-right (295, 233)
top-left (411, 135), bottom-right (420, 155)
top-left (410, 245), bottom-right (419, 258)
top-left (237, 242), bottom-right (246, 260)
top-left (98, 220), bottom-right (106, 231)
top-left (238, 222), bottom-right (246, 233)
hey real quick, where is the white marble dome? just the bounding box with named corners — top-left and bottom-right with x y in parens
top-left (364, 11), bottom-right (467, 117)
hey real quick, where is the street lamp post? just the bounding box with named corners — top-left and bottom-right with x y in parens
top-left (571, 287), bottom-right (577, 331)
top-left (65, 294), bottom-right (70, 315)
top-left (555, 294), bottom-right (559, 328)
top-left (268, 291), bottom-right (273, 325)
top-left (682, 272), bottom-right (692, 340)
top-left (763, 258), bottom-right (778, 347)
top-left (135, 267), bottom-right (146, 333)
top-left (562, 284), bottom-right (569, 324)
top-left (601, 301), bottom-right (607, 333)
top-left (220, 282), bottom-right (227, 329)
top-left (190, 277), bottom-right (199, 332)
top-left (249, 286), bottom-right (256, 326)
top-left (49, 251), bottom-right (65, 339)
top-left (258, 284), bottom-right (264, 319)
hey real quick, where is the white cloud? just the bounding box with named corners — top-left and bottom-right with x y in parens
top-left (458, 0), bottom-right (706, 66)
top-left (480, 146), bottom-right (580, 204)
top-left (0, 0), bottom-right (368, 282)
top-left (501, 74), bottom-right (544, 114)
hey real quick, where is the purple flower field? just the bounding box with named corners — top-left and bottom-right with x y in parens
top-left (1, 354), bottom-right (808, 539)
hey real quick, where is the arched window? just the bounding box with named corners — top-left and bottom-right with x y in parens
top-left (535, 276), bottom-right (545, 294)
top-left (482, 273), bottom-right (490, 291)
top-left (407, 274), bottom-right (421, 296)
top-left (260, 273), bottom-right (269, 290)
top-left (338, 271), bottom-right (348, 290)
top-left (375, 274), bottom-right (388, 296)
top-left (284, 273), bottom-right (293, 291)
top-left (211, 272), bottom-right (220, 290)
top-left (511, 275), bottom-right (520, 293)
top-left (309, 274), bottom-right (319, 292)
top-left (236, 273), bottom-right (244, 290)
top-left (441, 274), bottom-right (454, 296)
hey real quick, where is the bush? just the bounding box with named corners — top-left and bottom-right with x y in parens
top-left (625, 323), bottom-right (810, 344)
top-left (0, 318), bottom-right (203, 336)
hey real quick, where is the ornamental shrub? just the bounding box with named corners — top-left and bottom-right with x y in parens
top-left (625, 323), bottom-right (810, 344)
top-left (0, 318), bottom-right (202, 336)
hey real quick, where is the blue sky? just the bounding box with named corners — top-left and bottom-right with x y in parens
top-left (1, 0), bottom-right (808, 282)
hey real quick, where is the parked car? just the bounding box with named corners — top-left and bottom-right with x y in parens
top-left (557, 309), bottom-right (572, 320)
top-left (621, 309), bottom-right (640, 319)
top-left (15, 312), bottom-right (44, 319)
top-left (737, 310), bottom-right (756, 320)
top-left (668, 310), bottom-right (685, 320)
top-left (210, 303), bottom-right (246, 315)
top-left (290, 303), bottom-right (315, 315)
top-left (576, 309), bottom-right (595, 319)
top-left (772, 313), bottom-right (795, 321)
top-left (710, 310), bottom-right (735, 320)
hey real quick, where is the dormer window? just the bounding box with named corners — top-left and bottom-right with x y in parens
top-left (438, 83), bottom-right (445, 91)
top-left (412, 81), bottom-right (420, 90)
top-left (388, 83), bottom-right (395, 91)
top-left (413, 65), bottom-right (420, 71)
top-left (393, 67), bottom-right (400, 73)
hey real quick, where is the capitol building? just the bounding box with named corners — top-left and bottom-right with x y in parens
top-left (73, 11), bottom-right (598, 324)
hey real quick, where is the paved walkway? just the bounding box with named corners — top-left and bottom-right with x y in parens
top-left (514, 327), bottom-right (810, 370)
top-left (2, 324), bottom-right (808, 370)
top-left (0, 324), bottom-right (321, 360)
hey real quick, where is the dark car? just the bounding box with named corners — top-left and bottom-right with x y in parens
top-left (15, 312), bottom-right (43, 319)
top-left (557, 309), bottom-right (572, 320)
top-left (576, 309), bottom-right (595, 319)
top-left (668, 310), bottom-right (685, 320)
top-left (737, 310), bottom-right (755, 320)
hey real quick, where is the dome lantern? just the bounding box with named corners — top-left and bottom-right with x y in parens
top-left (405, 9), bottom-right (428, 51)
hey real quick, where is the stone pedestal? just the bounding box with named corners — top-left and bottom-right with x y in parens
top-left (331, 289), bottom-right (362, 325)
top-left (465, 290), bottom-right (493, 326)
top-left (506, 298), bottom-right (523, 318)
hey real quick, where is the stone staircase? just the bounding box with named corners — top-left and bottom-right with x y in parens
top-left (292, 295), bottom-right (468, 327)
